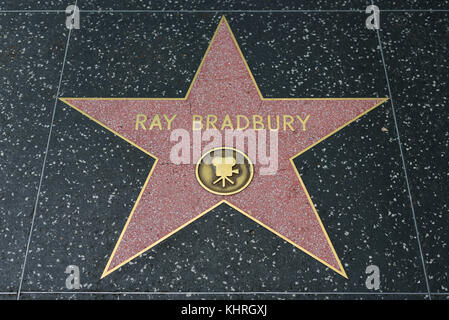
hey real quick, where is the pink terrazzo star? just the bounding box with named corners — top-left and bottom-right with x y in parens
top-left (61, 17), bottom-right (388, 278)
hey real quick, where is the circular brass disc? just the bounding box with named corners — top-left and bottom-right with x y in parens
top-left (196, 147), bottom-right (254, 196)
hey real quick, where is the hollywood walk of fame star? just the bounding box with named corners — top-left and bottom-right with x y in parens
top-left (60, 16), bottom-right (388, 279)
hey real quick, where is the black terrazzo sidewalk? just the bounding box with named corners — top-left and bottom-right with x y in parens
top-left (0, 1), bottom-right (448, 300)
